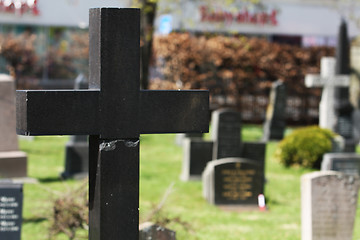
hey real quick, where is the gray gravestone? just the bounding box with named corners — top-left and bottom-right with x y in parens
top-left (262, 80), bottom-right (287, 141)
top-left (61, 74), bottom-right (89, 179)
top-left (181, 138), bottom-right (213, 181)
top-left (301, 171), bottom-right (360, 240)
top-left (0, 181), bottom-right (23, 240)
top-left (211, 109), bottom-right (242, 159)
top-left (202, 158), bottom-right (264, 206)
top-left (0, 75), bottom-right (27, 178)
top-left (321, 153), bottom-right (360, 175)
top-left (139, 222), bottom-right (176, 240)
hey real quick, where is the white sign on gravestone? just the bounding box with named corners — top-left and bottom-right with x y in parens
top-left (305, 57), bottom-right (350, 131)
top-left (301, 171), bottom-right (360, 240)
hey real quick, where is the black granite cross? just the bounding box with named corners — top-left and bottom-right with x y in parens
top-left (16, 8), bottom-right (209, 240)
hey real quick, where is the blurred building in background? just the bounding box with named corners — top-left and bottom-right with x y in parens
top-left (155, 0), bottom-right (360, 46)
top-left (0, 0), bottom-right (359, 89)
top-left (0, 0), bottom-right (128, 88)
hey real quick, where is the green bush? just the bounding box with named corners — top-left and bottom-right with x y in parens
top-left (275, 126), bottom-right (336, 169)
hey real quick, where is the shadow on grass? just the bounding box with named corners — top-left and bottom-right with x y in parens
top-left (265, 195), bottom-right (280, 207)
top-left (23, 217), bottom-right (48, 224)
top-left (38, 177), bottom-right (62, 183)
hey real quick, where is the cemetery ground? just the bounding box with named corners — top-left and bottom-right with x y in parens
top-left (18, 125), bottom-right (360, 240)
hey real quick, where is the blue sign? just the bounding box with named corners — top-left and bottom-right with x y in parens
top-left (158, 14), bottom-right (172, 35)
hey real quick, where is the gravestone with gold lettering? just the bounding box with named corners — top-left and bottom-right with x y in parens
top-left (202, 158), bottom-right (264, 206)
top-left (182, 108), bottom-right (266, 182)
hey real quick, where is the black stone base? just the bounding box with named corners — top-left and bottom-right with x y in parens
top-left (61, 142), bottom-right (88, 179)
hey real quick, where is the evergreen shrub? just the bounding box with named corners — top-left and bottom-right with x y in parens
top-left (275, 126), bottom-right (336, 168)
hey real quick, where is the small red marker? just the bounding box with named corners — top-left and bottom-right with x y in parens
top-left (258, 194), bottom-right (266, 211)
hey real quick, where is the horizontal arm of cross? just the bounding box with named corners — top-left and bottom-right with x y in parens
top-left (16, 89), bottom-right (209, 136)
top-left (305, 74), bottom-right (350, 88)
top-left (305, 74), bottom-right (325, 87)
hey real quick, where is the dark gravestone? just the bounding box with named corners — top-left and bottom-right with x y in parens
top-left (181, 138), bottom-right (213, 181)
top-left (182, 113), bottom-right (267, 182)
top-left (139, 222), bottom-right (176, 240)
top-left (211, 109), bottom-right (242, 159)
top-left (0, 182), bottom-right (23, 240)
top-left (62, 136), bottom-right (89, 179)
top-left (334, 20), bottom-right (355, 152)
top-left (241, 142), bottom-right (266, 165)
top-left (62, 74), bottom-right (89, 179)
top-left (16, 8), bottom-right (209, 240)
top-left (262, 80), bottom-right (287, 141)
top-left (202, 158), bottom-right (264, 206)
top-left (242, 142), bottom-right (266, 182)
top-left (321, 153), bottom-right (360, 175)
top-left (201, 109), bottom-right (267, 206)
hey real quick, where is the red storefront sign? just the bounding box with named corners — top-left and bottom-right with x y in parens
top-left (0, 0), bottom-right (40, 16)
top-left (200, 5), bottom-right (278, 26)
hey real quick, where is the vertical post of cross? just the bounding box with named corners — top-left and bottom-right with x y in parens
top-left (88, 8), bottom-right (141, 240)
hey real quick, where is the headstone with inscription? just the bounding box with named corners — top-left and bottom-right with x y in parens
top-left (0, 181), bottom-right (23, 240)
top-left (202, 158), bottom-right (264, 206)
top-left (262, 80), bottom-right (287, 141)
top-left (321, 153), bottom-right (360, 175)
top-left (15, 8), bottom-right (209, 240)
top-left (211, 109), bottom-right (242, 159)
top-left (61, 74), bottom-right (89, 179)
top-left (301, 171), bottom-right (360, 240)
top-left (211, 109), bottom-right (266, 178)
top-left (200, 109), bottom-right (267, 207)
top-left (139, 222), bottom-right (176, 240)
top-left (181, 138), bottom-right (213, 181)
top-left (0, 74), bottom-right (27, 178)
top-left (183, 108), bottom-right (267, 184)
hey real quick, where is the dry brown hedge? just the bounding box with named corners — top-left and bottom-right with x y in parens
top-left (150, 33), bottom-right (334, 109)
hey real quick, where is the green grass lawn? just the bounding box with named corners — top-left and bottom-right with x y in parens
top-left (18, 125), bottom-right (360, 239)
